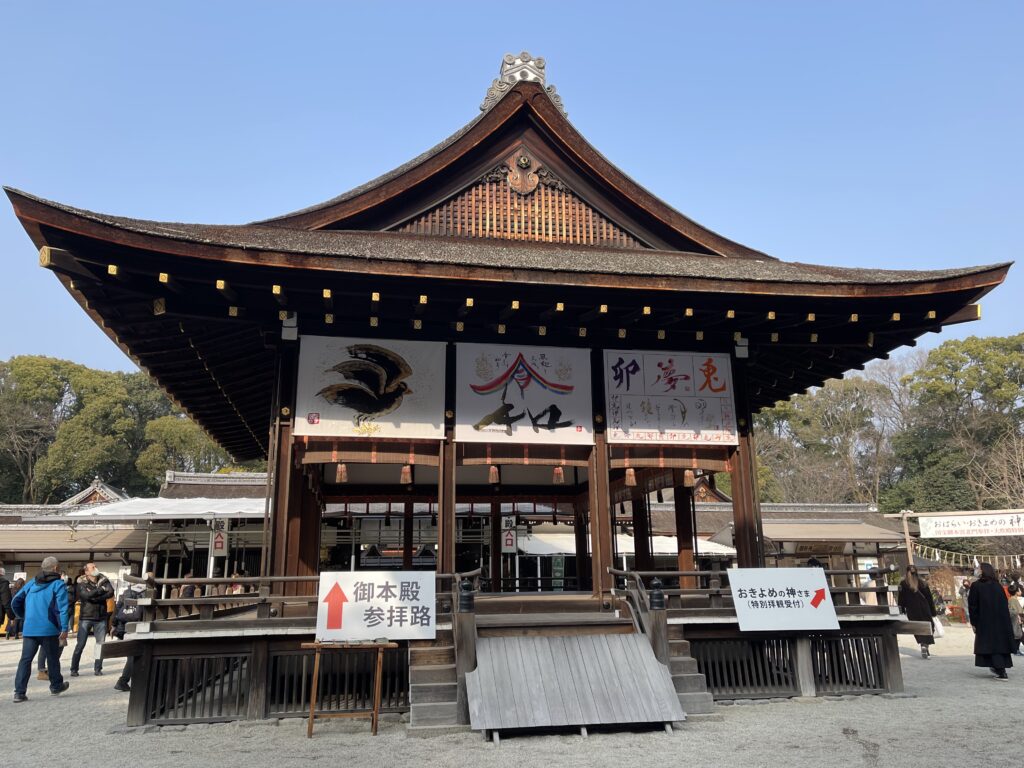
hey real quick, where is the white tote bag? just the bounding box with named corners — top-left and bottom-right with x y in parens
top-left (932, 616), bottom-right (945, 638)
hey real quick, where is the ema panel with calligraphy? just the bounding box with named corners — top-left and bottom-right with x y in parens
top-left (294, 336), bottom-right (446, 439)
top-left (455, 343), bottom-right (593, 445)
top-left (603, 350), bottom-right (738, 445)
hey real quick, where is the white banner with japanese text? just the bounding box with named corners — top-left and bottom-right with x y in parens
top-left (295, 336), bottom-right (446, 439)
top-left (918, 512), bottom-right (1024, 539)
top-left (603, 350), bottom-right (738, 445)
top-left (315, 571), bottom-right (436, 642)
top-left (729, 568), bottom-right (839, 631)
top-left (455, 344), bottom-right (593, 444)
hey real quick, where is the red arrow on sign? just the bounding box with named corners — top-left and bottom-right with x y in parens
top-left (810, 588), bottom-right (826, 608)
top-left (323, 583), bottom-right (349, 629)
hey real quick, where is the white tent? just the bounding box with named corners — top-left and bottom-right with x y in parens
top-left (64, 497), bottom-right (266, 521)
top-left (516, 532), bottom-right (735, 557)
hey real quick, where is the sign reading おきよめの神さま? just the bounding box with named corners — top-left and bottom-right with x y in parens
top-left (455, 344), bottom-right (593, 444)
top-left (728, 568), bottom-right (839, 632)
top-left (294, 336), bottom-right (446, 439)
top-left (315, 571), bottom-right (436, 642)
top-left (603, 350), bottom-right (738, 445)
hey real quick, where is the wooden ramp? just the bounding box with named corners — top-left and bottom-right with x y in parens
top-left (467, 634), bottom-right (685, 734)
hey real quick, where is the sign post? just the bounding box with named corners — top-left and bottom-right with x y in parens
top-left (501, 516), bottom-right (517, 555)
top-left (306, 570), bottom-right (436, 737)
top-left (729, 568), bottom-right (839, 632)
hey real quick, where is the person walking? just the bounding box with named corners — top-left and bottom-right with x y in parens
top-left (897, 565), bottom-right (938, 659)
top-left (38, 571), bottom-right (74, 680)
top-left (0, 567), bottom-right (12, 635)
top-left (968, 562), bottom-right (1014, 681)
top-left (10, 557), bottom-right (70, 702)
top-left (69, 562), bottom-right (114, 677)
top-left (959, 579), bottom-right (972, 624)
top-left (1007, 584), bottom-right (1023, 657)
top-left (6, 578), bottom-right (25, 639)
top-left (110, 581), bottom-right (147, 692)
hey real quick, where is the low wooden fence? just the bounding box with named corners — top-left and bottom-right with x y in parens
top-left (610, 567), bottom-right (910, 700)
top-left (111, 571), bottom-right (471, 726)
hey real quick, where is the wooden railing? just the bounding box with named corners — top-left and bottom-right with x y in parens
top-left (608, 566), bottom-right (908, 700)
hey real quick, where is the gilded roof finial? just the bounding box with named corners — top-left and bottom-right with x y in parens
top-left (481, 51), bottom-right (566, 116)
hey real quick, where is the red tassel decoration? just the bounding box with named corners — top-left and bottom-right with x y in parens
top-left (625, 467), bottom-right (637, 487)
top-left (489, 465), bottom-right (500, 484)
top-left (552, 466), bottom-right (565, 484)
top-left (335, 463), bottom-right (348, 483)
top-left (400, 464), bottom-right (412, 484)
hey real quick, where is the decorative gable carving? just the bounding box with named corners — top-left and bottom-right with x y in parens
top-left (392, 147), bottom-right (648, 249)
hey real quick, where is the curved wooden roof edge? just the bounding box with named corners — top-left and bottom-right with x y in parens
top-left (251, 80), bottom-right (776, 260)
top-left (5, 187), bottom-right (1012, 302)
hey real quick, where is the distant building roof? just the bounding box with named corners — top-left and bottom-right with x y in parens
top-left (160, 471), bottom-right (268, 499)
top-left (649, 500), bottom-right (898, 537)
top-left (60, 477), bottom-right (130, 506)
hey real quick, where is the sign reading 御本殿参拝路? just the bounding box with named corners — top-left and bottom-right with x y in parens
top-left (456, 343), bottom-right (593, 444)
top-left (918, 512), bottom-right (1024, 539)
top-left (729, 568), bottom-right (839, 632)
top-left (603, 350), bottom-right (738, 445)
top-left (315, 571), bottom-right (436, 642)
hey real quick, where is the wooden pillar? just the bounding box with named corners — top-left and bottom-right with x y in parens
top-left (631, 480), bottom-right (653, 572)
top-left (489, 501), bottom-right (501, 592)
top-left (589, 348), bottom-right (614, 596)
top-left (438, 343), bottom-right (457, 575)
top-left (589, 434), bottom-right (614, 595)
top-left (438, 429), bottom-right (456, 574)
top-left (673, 470), bottom-right (696, 588)
top-left (402, 501), bottom-right (414, 570)
top-left (573, 501), bottom-right (590, 592)
top-left (729, 370), bottom-right (765, 568)
top-left (263, 342), bottom-right (298, 579)
top-left (296, 477), bottom-right (321, 590)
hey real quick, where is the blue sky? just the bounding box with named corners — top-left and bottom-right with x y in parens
top-left (1, 2), bottom-right (1020, 371)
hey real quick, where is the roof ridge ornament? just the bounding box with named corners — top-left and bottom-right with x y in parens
top-left (481, 51), bottom-right (566, 117)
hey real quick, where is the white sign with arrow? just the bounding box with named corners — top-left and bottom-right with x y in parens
top-left (729, 567), bottom-right (839, 632)
top-left (315, 571), bottom-right (436, 642)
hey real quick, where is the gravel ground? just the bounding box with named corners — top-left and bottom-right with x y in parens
top-left (0, 625), bottom-right (1018, 768)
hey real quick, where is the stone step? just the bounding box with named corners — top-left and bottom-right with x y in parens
top-left (409, 646), bottom-right (455, 666)
top-left (409, 701), bottom-right (458, 727)
top-left (410, 682), bottom-right (457, 704)
top-left (410, 664), bottom-right (456, 685)
top-left (677, 691), bottom-right (716, 715)
top-left (409, 629), bottom-right (454, 648)
top-left (672, 673), bottom-right (708, 694)
top-left (668, 638), bottom-right (691, 655)
top-left (669, 657), bottom-right (699, 675)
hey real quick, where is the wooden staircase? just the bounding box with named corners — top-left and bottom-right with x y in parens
top-left (667, 623), bottom-right (715, 714)
top-left (408, 614), bottom-right (463, 733)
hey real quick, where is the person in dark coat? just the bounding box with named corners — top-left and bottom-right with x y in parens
top-left (6, 579), bottom-right (24, 639)
top-left (70, 563), bottom-right (114, 676)
top-left (0, 567), bottom-right (12, 632)
top-left (898, 565), bottom-right (937, 658)
top-left (968, 562), bottom-right (1014, 681)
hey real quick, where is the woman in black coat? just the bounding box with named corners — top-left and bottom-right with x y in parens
top-left (968, 562), bottom-right (1014, 681)
top-left (897, 566), bottom-right (937, 658)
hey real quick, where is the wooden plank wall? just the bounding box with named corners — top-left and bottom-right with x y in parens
top-left (467, 634), bottom-right (684, 730)
top-left (395, 179), bottom-right (646, 248)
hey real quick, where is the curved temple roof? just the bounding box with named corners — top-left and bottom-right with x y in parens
top-left (3, 54), bottom-right (1012, 460)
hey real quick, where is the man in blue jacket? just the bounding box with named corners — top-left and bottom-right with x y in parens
top-left (11, 556), bottom-right (70, 702)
